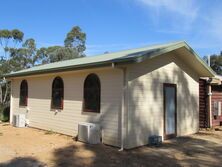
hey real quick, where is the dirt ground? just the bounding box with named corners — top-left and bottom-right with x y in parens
top-left (0, 123), bottom-right (222, 167)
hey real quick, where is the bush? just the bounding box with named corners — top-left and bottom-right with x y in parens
top-left (0, 105), bottom-right (10, 122)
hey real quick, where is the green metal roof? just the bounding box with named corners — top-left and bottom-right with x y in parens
top-left (4, 41), bottom-right (215, 78)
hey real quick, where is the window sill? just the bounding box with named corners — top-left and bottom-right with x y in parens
top-left (50, 108), bottom-right (63, 112)
top-left (19, 105), bottom-right (27, 108)
top-left (82, 110), bottom-right (100, 115)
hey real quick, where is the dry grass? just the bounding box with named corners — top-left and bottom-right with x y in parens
top-left (0, 123), bottom-right (222, 167)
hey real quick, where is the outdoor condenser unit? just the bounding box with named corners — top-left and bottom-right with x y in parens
top-left (13, 114), bottom-right (26, 127)
top-left (78, 122), bottom-right (101, 144)
top-left (149, 135), bottom-right (162, 146)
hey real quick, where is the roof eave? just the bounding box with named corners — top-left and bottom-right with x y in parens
top-left (182, 42), bottom-right (215, 77)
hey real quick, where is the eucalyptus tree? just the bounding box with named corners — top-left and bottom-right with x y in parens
top-left (0, 26), bottom-right (87, 120)
top-left (0, 29), bottom-right (24, 59)
top-left (0, 29), bottom-right (24, 112)
top-left (64, 26), bottom-right (86, 54)
top-left (203, 53), bottom-right (222, 75)
top-left (11, 29), bottom-right (24, 47)
top-left (37, 26), bottom-right (86, 63)
top-left (36, 46), bottom-right (83, 64)
top-left (7, 38), bottom-right (37, 71)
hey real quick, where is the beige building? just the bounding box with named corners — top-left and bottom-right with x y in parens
top-left (5, 41), bottom-right (215, 149)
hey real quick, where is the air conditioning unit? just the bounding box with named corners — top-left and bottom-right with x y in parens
top-left (78, 122), bottom-right (101, 144)
top-left (13, 114), bottom-right (26, 127)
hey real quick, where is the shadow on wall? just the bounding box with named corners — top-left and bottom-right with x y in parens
top-left (85, 86), bottom-right (122, 147)
top-left (127, 52), bottom-right (199, 147)
top-left (83, 51), bottom-right (199, 149)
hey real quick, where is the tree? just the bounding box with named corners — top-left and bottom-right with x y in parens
top-left (0, 29), bottom-right (25, 112)
top-left (36, 46), bottom-right (83, 63)
top-left (203, 53), bottom-right (222, 75)
top-left (0, 29), bottom-right (24, 59)
top-left (6, 38), bottom-right (37, 71)
top-left (37, 26), bottom-right (86, 63)
top-left (0, 26), bottom-right (87, 120)
top-left (0, 29), bottom-right (12, 58)
top-left (64, 26), bottom-right (86, 53)
top-left (11, 29), bottom-right (24, 46)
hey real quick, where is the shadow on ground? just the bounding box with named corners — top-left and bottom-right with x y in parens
top-left (0, 157), bottom-right (46, 167)
top-left (50, 135), bottom-right (222, 167)
top-left (1, 135), bottom-right (222, 167)
top-left (52, 143), bottom-right (180, 167)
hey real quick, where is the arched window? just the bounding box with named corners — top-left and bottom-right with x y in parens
top-left (19, 80), bottom-right (28, 106)
top-left (51, 77), bottom-right (64, 109)
top-left (83, 73), bottom-right (101, 113)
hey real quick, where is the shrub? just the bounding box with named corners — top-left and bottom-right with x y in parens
top-left (0, 105), bottom-right (10, 122)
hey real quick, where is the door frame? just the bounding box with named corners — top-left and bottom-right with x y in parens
top-left (163, 83), bottom-right (177, 140)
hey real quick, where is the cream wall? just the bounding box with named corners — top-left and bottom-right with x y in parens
top-left (10, 52), bottom-right (200, 149)
top-left (126, 52), bottom-right (199, 149)
top-left (11, 67), bottom-right (123, 147)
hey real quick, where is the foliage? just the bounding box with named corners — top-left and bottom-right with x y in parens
top-left (0, 25), bottom-right (86, 73)
top-left (64, 26), bottom-right (86, 53)
top-left (36, 46), bottom-right (83, 64)
top-left (37, 26), bottom-right (86, 63)
top-left (11, 29), bottom-right (24, 43)
top-left (0, 26), bottom-right (86, 122)
top-left (6, 38), bottom-right (37, 71)
top-left (0, 29), bottom-right (24, 58)
top-left (203, 52), bottom-right (222, 75)
top-left (0, 105), bottom-right (9, 122)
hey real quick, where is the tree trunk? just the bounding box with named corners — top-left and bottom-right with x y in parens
top-left (0, 85), bottom-right (2, 104)
top-left (3, 83), bottom-right (8, 104)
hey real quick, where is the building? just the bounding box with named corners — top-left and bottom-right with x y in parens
top-left (5, 41), bottom-right (215, 149)
top-left (199, 75), bottom-right (222, 128)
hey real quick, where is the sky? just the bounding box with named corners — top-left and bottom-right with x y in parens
top-left (1, 0), bottom-right (222, 57)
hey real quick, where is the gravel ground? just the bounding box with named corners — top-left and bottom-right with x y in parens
top-left (0, 123), bottom-right (222, 167)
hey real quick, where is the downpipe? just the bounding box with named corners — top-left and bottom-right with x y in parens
top-left (112, 63), bottom-right (126, 151)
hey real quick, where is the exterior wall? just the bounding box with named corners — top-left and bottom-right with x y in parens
top-left (10, 68), bottom-right (123, 147)
top-left (211, 85), bottom-right (222, 126)
top-left (199, 79), bottom-right (209, 128)
top-left (126, 52), bottom-right (199, 149)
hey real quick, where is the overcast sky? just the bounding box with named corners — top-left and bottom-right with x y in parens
top-left (1, 0), bottom-right (222, 57)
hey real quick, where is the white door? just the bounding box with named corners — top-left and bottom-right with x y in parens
top-left (164, 84), bottom-right (176, 139)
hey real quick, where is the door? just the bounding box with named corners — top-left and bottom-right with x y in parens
top-left (164, 84), bottom-right (177, 139)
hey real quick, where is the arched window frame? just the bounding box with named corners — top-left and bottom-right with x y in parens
top-left (51, 77), bottom-right (64, 110)
top-left (83, 73), bottom-right (101, 113)
top-left (19, 80), bottom-right (28, 106)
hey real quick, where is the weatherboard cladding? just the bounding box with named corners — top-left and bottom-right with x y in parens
top-left (9, 41), bottom-right (216, 148)
top-left (199, 79), bottom-right (209, 128)
top-left (211, 85), bottom-right (222, 126)
top-left (4, 41), bottom-right (215, 78)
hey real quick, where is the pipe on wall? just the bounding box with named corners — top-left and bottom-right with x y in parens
top-left (207, 82), bottom-right (213, 128)
top-left (112, 63), bottom-right (127, 151)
